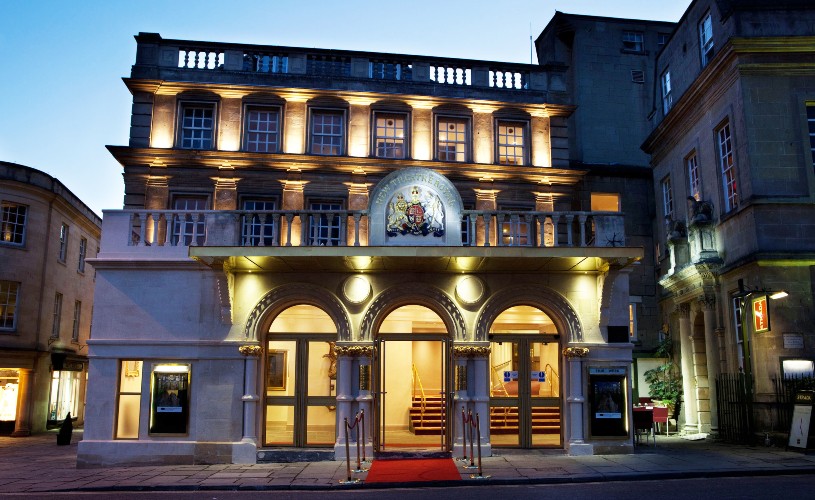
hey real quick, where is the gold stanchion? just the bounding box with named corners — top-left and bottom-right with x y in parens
top-left (469, 412), bottom-right (490, 479)
top-left (463, 409), bottom-right (478, 469)
top-left (339, 416), bottom-right (362, 484)
top-left (457, 406), bottom-right (468, 462)
top-left (360, 409), bottom-right (370, 463)
top-left (352, 411), bottom-right (368, 473)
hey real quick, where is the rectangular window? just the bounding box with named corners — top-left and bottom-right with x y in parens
top-left (591, 193), bottom-right (621, 212)
top-left (807, 104), bottom-right (815, 173)
top-left (1, 202), bottom-right (27, 246)
top-left (309, 109), bottom-right (345, 156)
top-left (58, 224), bottom-right (69, 262)
top-left (51, 292), bottom-right (63, 338)
top-left (49, 370), bottom-right (80, 422)
top-left (496, 121), bottom-right (527, 165)
top-left (171, 196), bottom-right (208, 246)
top-left (658, 33), bottom-right (669, 48)
top-left (717, 122), bottom-right (738, 211)
top-left (373, 112), bottom-right (407, 159)
top-left (77, 237), bottom-right (87, 273)
top-left (0, 281), bottom-right (20, 331)
top-left (628, 303), bottom-right (638, 341)
top-left (731, 296), bottom-right (745, 370)
top-left (179, 103), bottom-right (215, 150)
top-left (116, 360), bottom-right (143, 439)
top-left (661, 70), bottom-right (672, 114)
top-left (699, 12), bottom-right (714, 67)
top-left (308, 200), bottom-right (344, 246)
top-left (243, 105), bottom-right (281, 153)
top-left (622, 31), bottom-right (644, 52)
top-left (241, 199), bottom-right (277, 246)
top-left (71, 300), bottom-right (81, 342)
top-left (499, 206), bottom-right (533, 247)
top-left (687, 153), bottom-right (701, 201)
top-left (436, 117), bottom-right (469, 162)
top-left (661, 176), bottom-right (673, 219)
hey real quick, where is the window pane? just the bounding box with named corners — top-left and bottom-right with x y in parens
top-left (1, 203), bottom-right (27, 245)
top-left (437, 118), bottom-right (468, 162)
top-left (497, 122), bottom-right (525, 165)
top-left (244, 107), bottom-right (280, 153)
top-left (180, 105), bottom-right (214, 149)
top-left (374, 113), bottom-right (406, 158)
top-left (310, 111), bottom-right (344, 155)
top-left (116, 395), bottom-right (141, 439)
top-left (172, 197), bottom-right (207, 246)
top-left (242, 199), bottom-right (277, 246)
top-left (0, 281), bottom-right (20, 330)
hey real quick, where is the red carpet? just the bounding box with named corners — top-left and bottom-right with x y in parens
top-left (365, 458), bottom-right (461, 483)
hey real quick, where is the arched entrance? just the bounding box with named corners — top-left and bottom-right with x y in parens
top-left (263, 304), bottom-right (338, 447)
top-left (488, 305), bottom-right (562, 448)
top-left (374, 305), bottom-right (452, 452)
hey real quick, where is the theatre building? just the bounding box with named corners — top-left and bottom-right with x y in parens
top-left (78, 33), bottom-right (653, 466)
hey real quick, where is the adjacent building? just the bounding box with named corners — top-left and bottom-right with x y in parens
top-left (1, 161), bottom-right (101, 436)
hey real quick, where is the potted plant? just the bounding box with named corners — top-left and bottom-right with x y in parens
top-left (643, 334), bottom-right (682, 420)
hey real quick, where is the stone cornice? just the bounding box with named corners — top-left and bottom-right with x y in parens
top-left (658, 261), bottom-right (721, 300)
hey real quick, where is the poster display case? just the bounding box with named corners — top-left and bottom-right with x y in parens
top-left (149, 364), bottom-right (190, 435)
top-left (588, 366), bottom-right (629, 437)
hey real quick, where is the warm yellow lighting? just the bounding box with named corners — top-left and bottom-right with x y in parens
top-left (455, 276), bottom-right (485, 305)
top-left (150, 123), bottom-right (174, 149)
top-left (153, 364), bottom-right (190, 374)
top-left (343, 275), bottom-right (372, 304)
top-left (349, 256), bottom-right (373, 269)
top-left (770, 291), bottom-right (788, 300)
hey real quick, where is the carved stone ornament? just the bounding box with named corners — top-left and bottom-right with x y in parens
top-left (335, 345), bottom-right (374, 357)
top-left (238, 345), bottom-right (263, 357)
top-left (562, 346), bottom-right (589, 358)
top-left (452, 345), bottom-right (491, 358)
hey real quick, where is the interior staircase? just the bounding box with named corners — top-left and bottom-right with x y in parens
top-left (408, 396), bottom-right (561, 436)
top-left (408, 395), bottom-right (445, 435)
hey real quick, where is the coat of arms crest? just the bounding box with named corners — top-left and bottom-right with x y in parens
top-left (386, 185), bottom-right (445, 237)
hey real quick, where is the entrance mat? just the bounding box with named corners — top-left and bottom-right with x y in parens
top-left (365, 458), bottom-right (461, 483)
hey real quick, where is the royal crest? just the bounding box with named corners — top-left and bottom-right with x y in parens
top-left (386, 185), bottom-right (445, 237)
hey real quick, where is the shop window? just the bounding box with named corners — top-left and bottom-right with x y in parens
top-left (49, 369), bottom-right (80, 422)
top-left (0, 369), bottom-right (20, 424)
top-left (308, 200), bottom-right (344, 246)
top-left (717, 122), bottom-right (738, 212)
top-left (373, 112), bottom-right (407, 159)
top-left (51, 292), bottom-right (63, 338)
top-left (116, 360), bottom-right (143, 439)
top-left (699, 12), bottom-right (714, 67)
top-left (0, 281), bottom-right (20, 331)
top-left (436, 116), bottom-right (469, 162)
top-left (1, 202), bottom-right (27, 246)
top-left (171, 195), bottom-right (208, 246)
top-left (149, 363), bottom-right (191, 435)
top-left (178, 102), bottom-right (216, 150)
top-left (623, 31), bottom-right (644, 52)
top-left (241, 198), bottom-right (277, 246)
top-left (309, 109), bottom-right (345, 156)
top-left (496, 120), bottom-right (527, 165)
top-left (58, 224), bottom-right (69, 262)
top-left (243, 105), bottom-right (281, 153)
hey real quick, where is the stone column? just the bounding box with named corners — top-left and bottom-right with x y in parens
top-left (356, 348), bottom-right (374, 460)
top-left (11, 369), bottom-right (33, 437)
top-left (563, 346), bottom-right (591, 455)
top-left (280, 174), bottom-right (305, 246)
top-left (677, 304), bottom-right (698, 433)
top-left (452, 345), bottom-right (491, 457)
top-left (702, 298), bottom-right (720, 435)
top-left (534, 191), bottom-right (555, 247)
top-left (238, 345), bottom-right (262, 443)
top-left (471, 351), bottom-right (491, 457)
top-left (346, 177), bottom-right (370, 246)
top-left (334, 344), bottom-right (372, 460)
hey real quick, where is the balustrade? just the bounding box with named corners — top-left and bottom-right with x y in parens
top-left (178, 48), bottom-right (224, 69)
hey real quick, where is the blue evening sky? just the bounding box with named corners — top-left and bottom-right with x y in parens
top-left (0, 1), bottom-right (689, 216)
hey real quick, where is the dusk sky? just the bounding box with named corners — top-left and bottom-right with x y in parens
top-left (1, 1), bottom-right (690, 216)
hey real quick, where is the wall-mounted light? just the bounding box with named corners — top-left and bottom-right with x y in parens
top-left (770, 291), bottom-right (788, 300)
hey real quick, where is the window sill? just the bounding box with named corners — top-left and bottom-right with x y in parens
top-left (620, 49), bottom-right (649, 56)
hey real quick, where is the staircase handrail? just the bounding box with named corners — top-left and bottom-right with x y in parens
top-left (412, 364), bottom-right (426, 425)
top-left (490, 360), bottom-right (511, 396)
top-left (544, 363), bottom-right (559, 397)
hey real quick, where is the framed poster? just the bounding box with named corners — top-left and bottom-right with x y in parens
top-left (267, 350), bottom-right (287, 391)
top-left (149, 364), bottom-right (190, 435)
top-left (752, 295), bottom-right (770, 333)
top-left (588, 367), bottom-right (628, 437)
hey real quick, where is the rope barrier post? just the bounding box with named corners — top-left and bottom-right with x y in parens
top-left (361, 409), bottom-right (369, 463)
top-left (469, 412), bottom-right (490, 479)
top-left (351, 411), bottom-right (368, 473)
top-left (457, 406), bottom-right (468, 462)
top-left (463, 409), bottom-right (478, 470)
top-left (339, 417), bottom-right (360, 484)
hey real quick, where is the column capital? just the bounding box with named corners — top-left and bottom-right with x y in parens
top-left (562, 346), bottom-right (589, 358)
top-left (452, 345), bottom-right (491, 358)
top-left (675, 303), bottom-right (691, 318)
top-left (335, 344), bottom-right (373, 358)
top-left (699, 295), bottom-right (716, 311)
top-left (238, 344), bottom-right (262, 357)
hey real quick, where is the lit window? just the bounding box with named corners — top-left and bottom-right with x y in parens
top-left (661, 176), bottom-right (673, 219)
top-left (629, 303), bottom-right (638, 341)
top-left (437, 117), bottom-right (469, 162)
top-left (591, 193), bottom-right (621, 212)
top-left (309, 109), bottom-right (345, 156)
top-left (52, 292), bottom-right (63, 339)
top-left (496, 121), bottom-right (527, 165)
top-left (1, 202), bottom-right (27, 246)
top-left (807, 104), bottom-right (815, 174)
top-left (243, 105), bottom-right (281, 153)
top-left (687, 153), bottom-right (701, 201)
top-left (499, 206), bottom-right (533, 247)
top-left (116, 360), bottom-right (143, 439)
top-left (373, 112), bottom-right (407, 159)
top-left (717, 122), bottom-right (738, 211)
top-left (78, 237), bottom-right (87, 273)
top-left (242, 199), bottom-right (276, 246)
top-left (699, 12), bottom-right (714, 67)
top-left (171, 196), bottom-right (207, 246)
top-left (72, 301), bottom-right (81, 342)
top-left (623, 31), bottom-right (644, 52)
top-left (58, 224), bottom-right (69, 262)
top-left (308, 200), bottom-right (344, 246)
top-left (661, 70), bottom-right (672, 114)
top-left (179, 103), bottom-right (215, 150)
top-left (0, 281), bottom-right (20, 331)
top-left (49, 370), bottom-right (80, 422)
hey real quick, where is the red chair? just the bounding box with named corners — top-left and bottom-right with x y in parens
top-left (652, 406), bottom-right (669, 436)
top-left (632, 408), bottom-right (655, 446)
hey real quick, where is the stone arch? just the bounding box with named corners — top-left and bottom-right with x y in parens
top-left (475, 285), bottom-right (583, 343)
top-left (359, 283), bottom-right (466, 341)
top-left (243, 283), bottom-right (352, 341)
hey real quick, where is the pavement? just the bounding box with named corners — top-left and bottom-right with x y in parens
top-left (1, 430), bottom-right (814, 493)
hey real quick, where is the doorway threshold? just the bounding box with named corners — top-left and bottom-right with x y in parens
top-left (257, 448), bottom-right (334, 463)
top-left (375, 449), bottom-right (452, 460)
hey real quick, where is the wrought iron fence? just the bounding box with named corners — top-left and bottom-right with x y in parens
top-left (774, 375), bottom-right (815, 432)
top-left (716, 372), bottom-right (754, 443)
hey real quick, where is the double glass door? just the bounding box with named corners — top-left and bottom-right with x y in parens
top-left (489, 337), bottom-right (561, 447)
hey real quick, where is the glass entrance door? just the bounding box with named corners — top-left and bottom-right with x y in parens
top-left (489, 338), bottom-right (561, 447)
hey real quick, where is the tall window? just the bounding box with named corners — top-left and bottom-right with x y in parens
top-left (628, 303), bottom-right (638, 341)
top-left (308, 200), bottom-right (344, 246)
top-left (244, 105), bottom-right (281, 153)
top-left (437, 117), bottom-right (469, 162)
top-left (1, 202), bottom-right (27, 246)
top-left (622, 31), bottom-right (644, 52)
top-left (699, 12), bottom-right (714, 67)
top-left (496, 121), bottom-right (526, 165)
top-left (499, 205), bottom-right (533, 247)
top-left (71, 301), bottom-right (81, 342)
top-left (717, 122), bottom-right (738, 211)
top-left (309, 109), bottom-right (345, 155)
top-left (179, 103), bottom-right (215, 150)
top-left (373, 112), bottom-right (407, 159)
top-left (52, 292), bottom-right (63, 338)
top-left (172, 196), bottom-right (208, 246)
top-left (731, 296), bottom-right (745, 370)
top-left (77, 237), bottom-right (87, 273)
top-left (687, 152), bottom-right (701, 201)
top-left (58, 224), bottom-right (69, 262)
top-left (0, 281), bottom-right (20, 331)
top-left (116, 360), bottom-right (143, 439)
top-left (807, 104), bottom-right (815, 173)
top-left (241, 199), bottom-right (276, 246)
top-left (661, 176), bottom-right (673, 219)
top-left (661, 70), bottom-right (673, 114)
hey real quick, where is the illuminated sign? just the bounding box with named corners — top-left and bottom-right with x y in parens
top-left (752, 295), bottom-right (770, 333)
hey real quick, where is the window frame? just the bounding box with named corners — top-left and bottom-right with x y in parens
top-left (177, 101), bottom-right (217, 150)
top-left (241, 197), bottom-right (278, 247)
top-left (1, 201), bottom-right (28, 247)
top-left (115, 360), bottom-right (143, 440)
top-left (806, 103), bottom-right (815, 174)
top-left (495, 119), bottom-right (529, 166)
top-left (52, 292), bottom-right (63, 339)
top-left (661, 175), bottom-right (674, 219)
top-left (170, 194), bottom-right (209, 246)
top-left (58, 224), bottom-right (69, 263)
top-left (686, 151), bottom-right (701, 201)
top-left (731, 295), bottom-right (745, 371)
top-left (498, 204), bottom-right (534, 247)
top-left (71, 300), bottom-right (81, 342)
top-left (699, 12), bottom-right (714, 67)
top-left (372, 110), bottom-right (409, 159)
top-left (622, 31), bottom-right (645, 52)
top-left (661, 69), bottom-right (672, 115)
top-left (242, 103), bottom-right (282, 153)
top-left (628, 302), bottom-right (639, 342)
top-left (307, 199), bottom-right (345, 246)
top-left (717, 121), bottom-right (738, 212)
top-left (435, 114), bottom-right (471, 163)
top-left (77, 237), bottom-right (87, 273)
top-left (0, 280), bottom-right (20, 331)
top-left (308, 107), bottom-right (347, 156)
